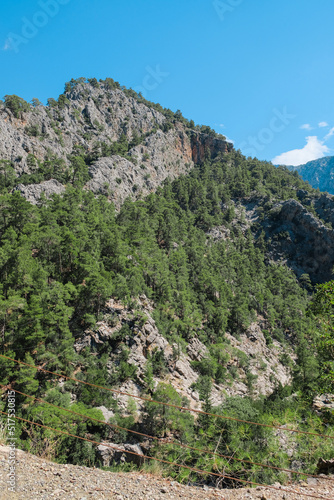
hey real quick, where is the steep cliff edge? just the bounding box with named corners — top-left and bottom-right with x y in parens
top-left (254, 196), bottom-right (334, 284)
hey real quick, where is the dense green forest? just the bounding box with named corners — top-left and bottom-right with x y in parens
top-left (1, 142), bottom-right (333, 487)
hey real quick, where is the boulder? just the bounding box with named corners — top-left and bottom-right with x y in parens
top-left (97, 442), bottom-right (144, 467)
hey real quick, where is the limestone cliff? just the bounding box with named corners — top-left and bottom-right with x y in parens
top-left (0, 80), bottom-right (231, 207)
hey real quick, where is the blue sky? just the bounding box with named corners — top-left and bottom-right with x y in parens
top-left (1, 0), bottom-right (333, 166)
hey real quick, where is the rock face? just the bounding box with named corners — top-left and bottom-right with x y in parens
top-left (191, 132), bottom-right (233, 164)
top-left (86, 128), bottom-right (195, 208)
top-left (224, 322), bottom-right (294, 399)
top-left (264, 199), bottom-right (334, 283)
top-left (226, 195), bottom-right (334, 284)
top-left (97, 442), bottom-right (144, 467)
top-left (313, 192), bottom-right (334, 227)
top-left (14, 179), bottom-right (66, 204)
top-left (74, 296), bottom-right (294, 417)
top-left (0, 85), bottom-right (165, 173)
top-left (313, 394), bottom-right (334, 415)
top-left (0, 81), bottom-right (231, 206)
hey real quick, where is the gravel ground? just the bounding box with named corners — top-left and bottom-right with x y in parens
top-left (0, 445), bottom-right (334, 500)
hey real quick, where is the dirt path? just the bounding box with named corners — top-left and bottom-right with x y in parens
top-left (0, 445), bottom-right (333, 500)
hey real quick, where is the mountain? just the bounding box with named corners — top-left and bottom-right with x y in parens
top-left (0, 78), bottom-right (232, 207)
top-left (287, 156), bottom-right (334, 194)
top-left (1, 78), bottom-right (334, 489)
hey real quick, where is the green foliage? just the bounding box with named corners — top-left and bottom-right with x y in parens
top-left (4, 95), bottom-right (30, 118)
top-left (309, 280), bottom-right (334, 391)
top-left (24, 124), bottom-right (40, 137)
top-left (47, 98), bottom-right (58, 108)
top-left (18, 400), bottom-right (107, 465)
top-left (31, 98), bottom-right (42, 107)
top-left (0, 110), bottom-right (329, 485)
top-left (58, 94), bottom-right (70, 109)
top-left (0, 160), bottom-right (16, 192)
top-left (144, 383), bottom-right (194, 439)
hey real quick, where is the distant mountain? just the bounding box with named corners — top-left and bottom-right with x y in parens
top-left (287, 156), bottom-right (334, 194)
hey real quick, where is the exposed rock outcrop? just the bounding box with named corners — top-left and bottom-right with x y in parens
top-left (216, 196), bottom-right (334, 284)
top-left (191, 132), bottom-right (233, 164)
top-left (0, 81), bottom-right (231, 206)
top-left (74, 296), bottom-right (294, 417)
top-left (86, 128), bottom-right (194, 207)
top-left (264, 199), bottom-right (334, 283)
top-left (14, 179), bottom-right (66, 204)
top-left (313, 394), bottom-right (334, 416)
top-left (0, 85), bottom-right (165, 172)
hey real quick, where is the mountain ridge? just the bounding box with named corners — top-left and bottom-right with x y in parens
top-left (0, 78), bottom-right (232, 207)
top-left (285, 155), bottom-right (334, 194)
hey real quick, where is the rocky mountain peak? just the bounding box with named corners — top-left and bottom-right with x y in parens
top-left (1, 78), bottom-right (232, 206)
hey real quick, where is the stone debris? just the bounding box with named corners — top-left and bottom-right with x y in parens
top-left (1, 445), bottom-right (334, 500)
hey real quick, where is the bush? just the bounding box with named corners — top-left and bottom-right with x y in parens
top-left (24, 124), bottom-right (39, 137)
top-left (4, 95), bottom-right (30, 118)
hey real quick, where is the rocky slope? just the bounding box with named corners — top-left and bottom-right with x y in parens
top-left (1, 445), bottom-right (333, 500)
top-left (213, 190), bottom-right (334, 284)
top-left (74, 295), bottom-right (293, 406)
top-left (70, 294), bottom-right (295, 463)
top-left (0, 79), bottom-right (232, 207)
top-left (287, 156), bottom-right (334, 195)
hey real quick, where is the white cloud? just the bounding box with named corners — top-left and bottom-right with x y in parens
top-left (225, 136), bottom-right (234, 144)
top-left (319, 121), bottom-right (329, 128)
top-left (324, 127), bottom-right (334, 141)
top-left (272, 136), bottom-right (330, 166)
top-left (300, 123), bottom-right (313, 130)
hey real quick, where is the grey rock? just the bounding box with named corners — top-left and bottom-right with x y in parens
top-left (186, 338), bottom-right (208, 361)
top-left (266, 199), bottom-right (334, 283)
top-left (97, 442), bottom-right (144, 467)
top-left (313, 394), bottom-right (334, 414)
top-left (14, 179), bottom-right (66, 204)
top-left (221, 195), bottom-right (334, 284)
top-left (86, 128), bottom-right (195, 208)
top-left (95, 406), bottom-right (115, 422)
top-left (288, 156), bottom-right (334, 194)
top-left (0, 81), bottom-right (231, 208)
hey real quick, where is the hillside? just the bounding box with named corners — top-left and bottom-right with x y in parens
top-left (286, 156), bottom-right (334, 195)
top-left (0, 78), bottom-right (231, 208)
top-left (1, 78), bottom-right (334, 491)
